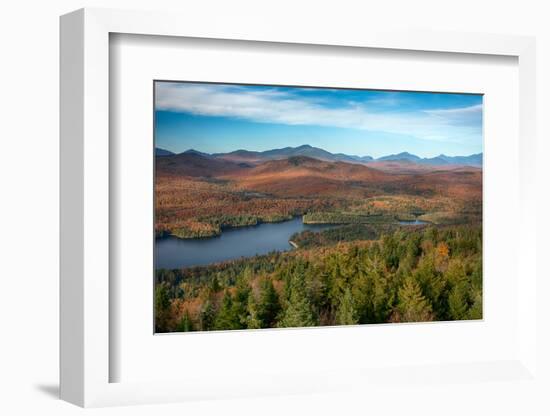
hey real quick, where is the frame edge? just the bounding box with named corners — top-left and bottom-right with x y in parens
top-left (60, 8), bottom-right (85, 407)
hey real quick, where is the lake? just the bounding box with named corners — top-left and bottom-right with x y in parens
top-left (155, 217), bottom-right (335, 269)
top-left (398, 219), bottom-right (428, 225)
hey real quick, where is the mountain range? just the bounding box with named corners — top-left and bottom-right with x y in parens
top-left (155, 144), bottom-right (482, 167)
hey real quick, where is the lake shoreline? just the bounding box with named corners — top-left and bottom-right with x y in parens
top-left (164, 214), bottom-right (430, 241)
top-left (165, 214), bottom-right (336, 241)
top-left (155, 216), bottom-right (337, 269)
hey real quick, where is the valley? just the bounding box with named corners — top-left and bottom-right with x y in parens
top-left (155, 147), bottom-right (482, 240)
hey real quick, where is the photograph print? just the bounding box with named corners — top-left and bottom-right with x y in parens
top-left (154, 81), bottom-right (483, 333)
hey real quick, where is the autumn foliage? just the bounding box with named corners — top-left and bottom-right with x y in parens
top-left (154, 153), bottom-right (482, 331)
top-left (155, 225), bottom-right (482, 332)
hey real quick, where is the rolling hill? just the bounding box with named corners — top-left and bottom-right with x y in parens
top-left (155, 149), bottom-right (482, 239)
top-left (235, 156), bottom-right (477, 199)
top-left (220, 156), bottom-right (395, 197)
top-left (155, 152), bottom-right (251, 177)
top-left (214, 144), bottom-right (363, 164)
top-left (155, 151), bottom-right (481, 203)
top-left (230, 156), bottom-right (390, 181)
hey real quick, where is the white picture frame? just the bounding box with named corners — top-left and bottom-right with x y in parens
top-left (60, 7), bottom-right (538, 408)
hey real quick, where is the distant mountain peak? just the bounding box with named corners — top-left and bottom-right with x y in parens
top-left (157, 145), bottom-right (481, 168)
top-left (182, 149), bottom-right (212, 158)
top-left (377, 152), bottom-right (421, 162)
top-left (228, 149), bottom-right (259, 155)
top-left (155, 147), bottom-right (175, 156)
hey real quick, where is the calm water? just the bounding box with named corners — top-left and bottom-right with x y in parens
top-left (398, 219), bottom-right (428, 225)
top-left (155, 217), bottom-right (334, 269)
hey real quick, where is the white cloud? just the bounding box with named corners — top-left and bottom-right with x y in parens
top-left (423, 104), bottom-right (482, 127)
top-left (424, 103), bottom-right (482, 116)
top-left (155, 83), bottom-right (481, 143)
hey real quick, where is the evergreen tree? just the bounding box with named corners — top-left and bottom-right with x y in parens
top-left (199, 299), bottom-right (216, 331)
top-left (209, 275), bottom-right (221, 292)
top-left (214, 291), bottom-right (240, 330)
top-left (335, 288), bottom-right (358, 325)
top-left (246, 293), bottom-right (262, 329)
top-left (467, 290), bottom-right (483, 320)
top-left (350, 270), bottom-right (372, 324)
top-left (155, 284), bottom-right (171, 332)
top-left (371, 265), bottom-right (393, 323)
top-left (423, 227), bottom-right (438, 245)
top-left (257, 279), bottom-right (281, 328)
top-left (232, 272), bottom-right (252, 328)
top-left (155, 223), bottom-right (482, 330)
top-left (448, 281), bottom-right (469, 320)
top-left (470, 258), bottom-right (483, 292)
top-left (382, 233), bottom-right (400, 270)
top-left (443, 259), bottom-right (469, 320)
top-left (279, 271), bottom-right (316, 328)
top-left (326, 253), bottom-right (345, 306)
top-left (393, 277), bottom-right (433, 322)
top-left (176, 310), bottom-right (194, 332)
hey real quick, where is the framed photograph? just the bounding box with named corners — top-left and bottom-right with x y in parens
top-left (60, 8), bottom-right (539, 408)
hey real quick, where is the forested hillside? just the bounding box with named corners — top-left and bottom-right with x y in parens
top-left (155, 224), bottom-right (482, 332)
top-left (155, 153), bottom-right (482, 239)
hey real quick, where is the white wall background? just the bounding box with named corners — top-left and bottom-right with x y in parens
top-left (0, 1), bottom-right (548, 415)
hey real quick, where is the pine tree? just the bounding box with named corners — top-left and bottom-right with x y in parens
top-left (393, 277), bottom-right (433, 323)
top-left (199, 299), bottom-right (216, 331)
top-left (232, 272), bottom-right (251, 328)
top-left (448, 281), bottom-right (469, 320)
top-left (467, 289), bottom-right (482, 320)
top-left (214, 291), bottom-right (240, 330)
top-left (353, 256), bottom-right (391, 324)
top-left (326, 253), bottom-right (345, 308)
top-left (443, 260), bottom-right (470, 320)
top-left (257, 279), bottom-right (281, 328)
top-left (414, 254), bottom-right (445, 318)
top-left (246, 293), bottom-right (262, 329)
top-left (279, 272), bottom-right (316, 328)
top-left (209, 275), bottom-right (221, 293)
top-left (335, 288), bottom-right (358, 325)
top-left (154, 284), bottom-right (171, 332)
top-left (176, 310), bottom-right (194, 332)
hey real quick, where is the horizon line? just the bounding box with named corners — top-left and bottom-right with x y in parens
top-left (155, 144), bottom-right (483, 159)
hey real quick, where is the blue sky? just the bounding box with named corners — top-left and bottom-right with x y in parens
top-left (154, 82), bottom-right (483, 158)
